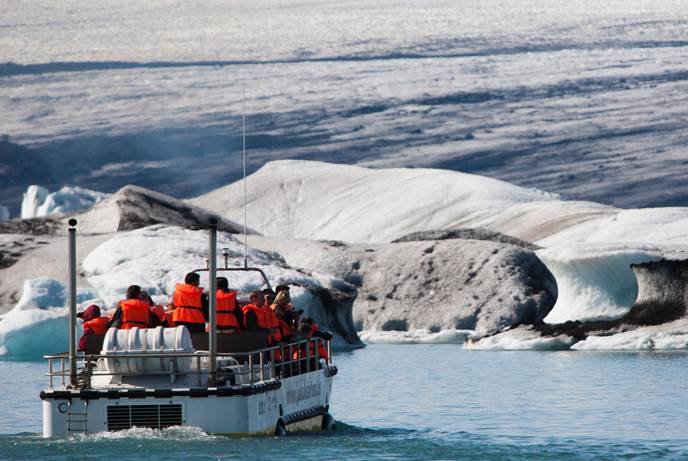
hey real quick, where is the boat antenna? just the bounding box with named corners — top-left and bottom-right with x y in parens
top-left (242, 83), bottom-right (248, 269)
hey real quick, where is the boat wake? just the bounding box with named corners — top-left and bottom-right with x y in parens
top-left (68, 426), bottom-right (215, 442)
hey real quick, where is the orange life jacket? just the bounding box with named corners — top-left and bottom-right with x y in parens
top-left (165, 311), bottom-right (177, 327)
top-left (83, 316), bottom-right (109, 335)
top-left (120, 299), bottom-right (152, 329)
top-left (278, 319), bottom-right (293, 340)
top-left (151, 305), bottom-right (166, 323)
top-left (292, 338), bottom-right (329, 361)
top-left (172, 283), bottom-right (206, 325)
top-left (242, 304), bottom-right (282, 345)
top-left (216, 290), bottom-right (240, 329)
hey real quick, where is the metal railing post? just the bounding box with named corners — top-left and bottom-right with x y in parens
top-left (196, 356), bottom-right (201, 386)
top-left (259, 351), bottom-right (264, 382)
top-left (248, 354), bottom-right (254, 384)
top-left (84, 355), bottom-right (91, 388)
top-left (289, 344), bottom-right (294, 377)
top-left (48, 358), bottom-right (54, 389)
top-left (306, 339), bottom-right (311, 373)
top-left (68, 219), bottom-right (78, 387)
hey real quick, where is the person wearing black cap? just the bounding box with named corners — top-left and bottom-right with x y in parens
top-left (215, 277), bottom-right (243, 331)
top-left (293, 317), bottom-right (332, 367)
top-left (262, 288), bottom-right (276, 308)
top-left (275, 285), bottom-right (290, 295)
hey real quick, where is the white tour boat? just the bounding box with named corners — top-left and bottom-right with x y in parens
top-left (41, 219), bottom-right (337, 437)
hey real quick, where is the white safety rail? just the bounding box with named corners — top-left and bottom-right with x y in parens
top-left (44, 338), bottom-right (332, 389)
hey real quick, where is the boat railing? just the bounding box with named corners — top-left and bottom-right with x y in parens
top-left (43, 337), bottom-right (332, 390)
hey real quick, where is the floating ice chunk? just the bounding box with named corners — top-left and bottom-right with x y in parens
top-left (572, 319), bottom-right (688, 351)
top-left (359, 329), bottom-right (472, 344)
top-left (465, 326), bottom-right (576, 351)
top-left (21, 185), bottom-right (110, 219)
top-left (21, 185), bottom-right (49, 219)
top-left (12, 278), bottom-right (100, 312)
top-left (0, 278), bottom-right (105, 359)
top-left (0, 307), bottom-right (68, 359)
top-left (13, 278), bottom-right (66, 311)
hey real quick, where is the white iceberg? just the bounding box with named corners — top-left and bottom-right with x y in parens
top-left (21, 185), bottom-right (110, 219)
top-left (82, 225), bottom-right (320, 308)
top-left (0, 278), bottom-right (101, 359)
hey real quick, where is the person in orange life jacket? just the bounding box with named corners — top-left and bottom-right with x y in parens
top-left (171, 272), bottom-right (208, 333)
top-left (295, 317), bottom-right (332, 361)
top-left (272, 290), bottom-right (297, 342)
top-left (108, 285), bottom-right (160, 329)
top-left (213, 277), bottom-right (242, 332)
top-left (274, 285), bottom-right (302, 320)
top-left (77, 304), bottom-right (109, 351)
top-left (262, 288), bottom-right (275, 308)
top-left (140, 290), bottom-right (169, 327)
top-left (242, 290), bottom-right (282, 345)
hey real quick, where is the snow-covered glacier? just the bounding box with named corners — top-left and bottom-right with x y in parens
top-left (1, 0), bottom-right (688, 214)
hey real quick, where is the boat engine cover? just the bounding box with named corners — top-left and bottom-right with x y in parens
top-left (101, 326), bottom-right (193, 374)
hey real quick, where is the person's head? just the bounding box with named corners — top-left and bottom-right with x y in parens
top-left (217, 277), bottom-right (229, 291)
top-left (262, 288), bottom-right (275, 305)
top-left (298, 317), bottom-right (315, 337)
top-left (275, 285), bottom-right (291, 301)
top-left (139, 290), bottom-right (153, 306)
top-left (274, 290), bottom-right (290, 307)
top-left (185, 272), bottom-right (200, 286)
top-left (77, 304), bottom-right (101, 322)
top-left (249, 290), bottom-right (264, 307)
top-left (126, 285), bottom-right (141, 300)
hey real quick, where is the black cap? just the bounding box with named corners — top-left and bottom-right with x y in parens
top-left (275, 285), bottom-right (290, 293)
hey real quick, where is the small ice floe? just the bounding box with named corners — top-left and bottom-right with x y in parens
top-left (359, 328), bottom-right (473, 345)
top-left (465, 326), bottom-right (577, 351)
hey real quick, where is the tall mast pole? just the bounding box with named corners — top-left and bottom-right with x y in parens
top-left (242, 84), bottom-right (248, 269)
top-left (208, 218), bottom-right (218, 382)
top-left (68, 219), bottom-right (78, 387)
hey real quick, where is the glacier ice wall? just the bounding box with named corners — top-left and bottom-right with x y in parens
top-left (538, 245), bottom-right (663, 323)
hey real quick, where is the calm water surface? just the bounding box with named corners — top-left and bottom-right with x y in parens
top-left (1, 345), bottom-right (687, 460)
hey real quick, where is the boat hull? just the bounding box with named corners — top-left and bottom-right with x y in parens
top-left (42, 366), bottom-right (335, 437)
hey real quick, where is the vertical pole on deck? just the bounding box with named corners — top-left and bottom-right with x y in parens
top-left (208, 218), bottom-right (218, 383)
top-left (68, 218), bottom-right (78, 387)
top-left (242, 83), bottom-right (248, 269)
